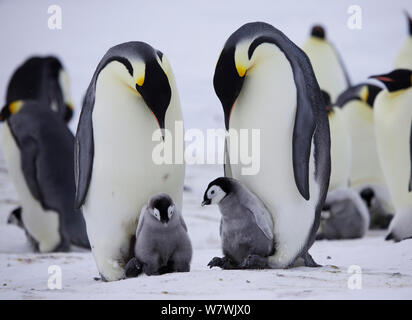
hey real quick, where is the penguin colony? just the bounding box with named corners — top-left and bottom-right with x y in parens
top-left (1, 12), bottom-right (412, 281)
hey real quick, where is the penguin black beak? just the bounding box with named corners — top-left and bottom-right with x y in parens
top-left (63, 104), bottom-right (73, 123)
top-left (0, 105), bottom-right (9, 122)
top-left (201, 199), bottom-right (211, 207)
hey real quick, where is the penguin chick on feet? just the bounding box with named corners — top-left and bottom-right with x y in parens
top-left (124, 193), bottom-right (192, 277)
top-left (202, 177), bottom-right (275, 270)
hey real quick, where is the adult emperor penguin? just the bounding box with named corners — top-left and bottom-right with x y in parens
top-left (302, 25), bottom-right (351, 102)
top-left (0, 100), bottom-right (90, 252)
top-left (213, 22), bottom-right (331, 268)
top-left (394, 12), bottom-right (412, 70)
top-left (75, 42), bottom-right (184, 281)
top-left (323, 90), bottom-right (351, 191)
top-left (6, 56), bottom-right (74, 123)
top-left (371, 69), bottom-right (412, 241)
top-left (336, 84), bottom-right (394, 228)
top-left (318, 91), bottom-right (369, 240)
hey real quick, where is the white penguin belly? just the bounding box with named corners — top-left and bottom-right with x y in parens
top-left (328, 107), bottom-right (351, 190)
top-left (342, 100), bottom-right (386, 187)
top-left (374, 89), bottom-right (412, 211)
top-left (1, 123), bottom-right (60, 252)
top-left (302, 39), bottom-right (347, 102)
top-left (227, 44), bottom-right (320, 267)
top-left (83, 71), bottom-right (184, 280)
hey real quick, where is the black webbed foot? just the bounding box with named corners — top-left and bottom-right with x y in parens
top-left (124, 257), bottom-right (143, 278)
top-left (239, 254), bottom-right (269, 269)
top-left (207, 256), bottom-right (239, 269)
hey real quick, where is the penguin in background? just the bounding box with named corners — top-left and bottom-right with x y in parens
top-left (336, 84), bottom-right (394, 229)
top-left (0, 100), bottom-right (90, 252)
top-left (394, 12), bottom-right (412, 70)
top-left (213, 22), bottom-right (331, 268)
top-left (317, 91), bottom-right (370, 240)
top-left (302, 25), bottom-right (351, 102)
top-left (6, 56), bottom-right (74, 123)
top-left (371, 69), bottom-right (412, 241)
top-left (75, 42), bottom-right (185, 281)
top-left (322, 90), bottom-right (351, 191)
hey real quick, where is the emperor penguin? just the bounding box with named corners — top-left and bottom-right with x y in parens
top-left (318, 91), bottom-right (370, 240)
top-left (323, 90), bottom-right (351, 191)
top-left (336, 83), bottom-right (394, 229)
top-left (202, 177), bottom-right (274, 270)
top-left (213, 22), bottom-right (331, 268)
top-left (6, 56), bottom-right (74, 123)
top-left (0, 100), bottom-right (90, 252)
top-left (302, 25), bottom-right (351, 102)
top-left (394, 12), bottom-right (412, 70)
top-left (75, 42), bottom-right (185, 281)
top-left (371, 69), bottom-right (412, 241)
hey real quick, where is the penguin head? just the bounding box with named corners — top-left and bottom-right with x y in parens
top-left (213, 22), bottom-right (278, 129)
top-left (148, 193), bottom-right (175, 225)
top-left (336, 83), bottom-right (382, 108)
top-left (98, 42), bottom-right (172, 138)
top-left (0, 100), bottom-right (24, 122)
top-left (201, 177), bottom-right (233, 206)
top-left (369, 69), bottom-right (412, 92)
top-left (310, 25), bottom-right (326, 40)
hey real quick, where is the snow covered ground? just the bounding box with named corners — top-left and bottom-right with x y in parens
top-left (1, 0), bottom-right (412, 299)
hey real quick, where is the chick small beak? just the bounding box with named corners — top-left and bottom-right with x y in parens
top-left (201, 200), bottom-right (211, 207)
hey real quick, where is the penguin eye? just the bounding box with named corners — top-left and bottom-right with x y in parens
top-left (153, 208), bottom-right (160, 221)
top-left (211, 190), bottom-right (215, 195)
top-left (168, 205), bottom-right (174, 219)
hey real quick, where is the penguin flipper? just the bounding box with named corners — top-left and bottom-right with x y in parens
top-left (74, 86), bottom-right (95, 209)
top-left (20, 136), bottom-right (46, 208)
top-left (248, 30), bottom-right (319, 201)
top-left (244, 206), bottom-right (274, 241)
top-left (292, 94), bottom-right (316, 201)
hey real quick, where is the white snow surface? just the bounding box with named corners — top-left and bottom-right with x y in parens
top-left (1, 0), bottom-right (412, 300)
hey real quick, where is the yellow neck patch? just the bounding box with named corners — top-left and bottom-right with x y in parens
top-left (9, 100), bottom-right (23, 114)
top-left (136, 76), bottom-right (145, 87)
top-left (360, 86), bottom-right (369, 103)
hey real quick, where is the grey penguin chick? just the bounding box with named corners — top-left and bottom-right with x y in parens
top-left (202, 177), bottom-right (275, 269)
top-left (317, 187), bottom-right (369, 240)
top-left (124, 193), bottom-right (192, 277)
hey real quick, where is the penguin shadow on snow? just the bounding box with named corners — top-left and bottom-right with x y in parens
top-left (123, 193), bottom-right (192, 278)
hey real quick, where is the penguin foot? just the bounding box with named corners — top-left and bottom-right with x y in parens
top-left (239, 255), bottom-right (269, 269)
top-left (302, 252), bottom-right (321, 267)
top-left (207, 256), bottom-right (238, 269)
top-left (124, 257), bottom-right (143, 278)
top-left (385, 232), bottom-right (412, 242)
